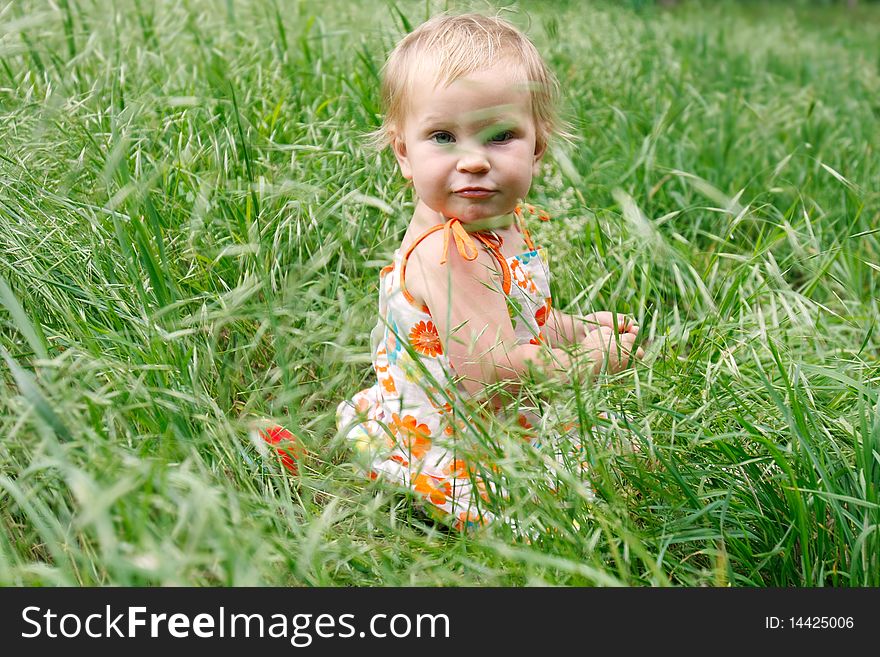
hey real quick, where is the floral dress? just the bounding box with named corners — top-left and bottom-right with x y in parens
top-left (336, 206), bottom-right (586, 531)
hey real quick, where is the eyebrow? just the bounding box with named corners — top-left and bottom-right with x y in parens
top-left (418, 113), bottom-right (521, 129)
top-left (420, 114), bottom-right (446, 123)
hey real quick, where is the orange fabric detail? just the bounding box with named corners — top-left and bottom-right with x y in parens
top-left (509, 258), bottom-right (537, 294)
top-left (514, 204), bottom-right (538, 251)
top-left (454, 510), bottom-right (488, 531)
top-left (439, 218), bottom-right (480, 265)
top-left (535, 299), bottom-right (549, 327)
top-left (444, 458), bottom-right (474, 480)
top-left (399, 217), bottom-right (512, 311)
top-left (473, 232), bottom-right (512, 296)
top-left (399, 223), bottom-right (444, 313)
top-left (409, 320), bottom-right (443, 357)
top-left (391, 413), bottom-right (432, 459)
top-left (413, 474), bottom-right (451, 506)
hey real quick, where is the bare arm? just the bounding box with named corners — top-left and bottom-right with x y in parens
top-left (406, 232), bottom-right (578, 398)
top-left (544, 309), bottom-right (586, 347)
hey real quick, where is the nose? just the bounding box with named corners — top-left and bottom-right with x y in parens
top-left (456, 146), bottom-right (490, 174)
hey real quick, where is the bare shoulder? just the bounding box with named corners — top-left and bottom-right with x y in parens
top-left (403, 229), bottom-right (495, 311)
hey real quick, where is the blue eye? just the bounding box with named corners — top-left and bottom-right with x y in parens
top-left (488, 130), bottom-right (514, 143)
top-left (430, 132), bottom-right (455, 145)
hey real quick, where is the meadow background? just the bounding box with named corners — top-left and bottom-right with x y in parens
top-left (0, 0), bottom-right (878, 586)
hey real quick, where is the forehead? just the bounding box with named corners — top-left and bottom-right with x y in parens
top-left (406, 62), bottom-right (534, 126)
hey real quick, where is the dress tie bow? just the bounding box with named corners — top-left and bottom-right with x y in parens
top-left (439, 218), bottom-right (480, 265)
top-left (398, 215), bottom-right (514, 310)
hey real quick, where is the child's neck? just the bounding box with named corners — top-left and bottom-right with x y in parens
top-left (412, 202), bottom-right (514, 233)
top-left (458, 214), bottom-right (514, 233)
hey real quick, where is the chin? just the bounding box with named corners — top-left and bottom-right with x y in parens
top-left (455, 204), bottom-right (501, 222)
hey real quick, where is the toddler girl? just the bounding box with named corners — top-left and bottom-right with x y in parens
top-left (337, 13), bottom-right (643, 531)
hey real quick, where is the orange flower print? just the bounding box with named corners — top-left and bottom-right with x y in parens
top-left (510, 259), bottom-right (538, 294)
top-left (453, 511), bottom-right (488, 531)
top-left (413, 474), bottom-right (451, 506)
top-left (442, 415), bottom-right (467, 436)
top-left (424, 385), bottom-right (452, 412)
top-left (391, 413), bottom-right (432, 459)
top-left (444, 458), bottom-right (473, 480)
top-left (355, 396), bottom-right (371, 415)
top-left (535, 298), bottom-right (551, 327)
top-left (409, 320), bottom-right (443, 357)
top-left (477, 481), bottom-right (490, 502)
top-left (381, 375), bottom-right (397, 394)
top-left (535, 305), bottom-right (547, 327)
top-left (517, 414), bottom-right (537, 442)
top-left (430, 399), bottom-right (453, 415)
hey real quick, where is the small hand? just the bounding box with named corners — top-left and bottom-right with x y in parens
top-left (582, 311), bottom-right (639, 337)
top-left (580, 325), bottom-right (644, 375)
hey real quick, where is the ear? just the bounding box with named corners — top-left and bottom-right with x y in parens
top-left (532, 137), bottom-right (547, 175)
top-left (391, 133), bottom-right (413, 180)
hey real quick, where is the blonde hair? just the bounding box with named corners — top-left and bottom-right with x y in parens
top-left (369, 12), bottom-right (568, 153)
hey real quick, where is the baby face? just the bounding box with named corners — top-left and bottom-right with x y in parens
top-left (392, 64), bottom-right (545, 223)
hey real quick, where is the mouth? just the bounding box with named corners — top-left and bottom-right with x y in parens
top-left (453, 187), bottom-right (497, 199)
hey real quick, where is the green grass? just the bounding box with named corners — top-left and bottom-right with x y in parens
top-left (0, 0), bottom-right (878, 586)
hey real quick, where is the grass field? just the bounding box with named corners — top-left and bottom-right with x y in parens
top-left (0, 0), bottom-right (878, 586)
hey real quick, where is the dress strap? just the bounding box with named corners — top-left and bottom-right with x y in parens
top-left (473, 231), bottom-right (512, 296)
top-left (400, 217), bottom-right (512, 313)
top-left (513, 205), bottom-right (537, 251)
top-left (439, 218), bottom-right (480, 264)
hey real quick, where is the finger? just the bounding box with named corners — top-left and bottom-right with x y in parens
top-left (581, 312), bottom-right (605, 328)
top-left (616, 337), bottom-right (641, 365)
top-left (594, 329), bottom-right (614, 350)
top-left (624, 345), bottom-right (645, 367)
top-left (609, 312), bottom-right (630, 331)
top-left (588, 316), bottom-right (638, 337)
top-left (621, 317), bottom-right (639, 333)
top-left (583, 311), bottom-right (617, 330)
top-left (610, 313), bottom-right (638, 334)
top-left (621, 348), bottom-right (640, 368)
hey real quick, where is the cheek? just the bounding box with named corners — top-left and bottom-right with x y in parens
top-left (409, 169), bottom-right (443, 203)
top-left (414, 158), bottom-right (447, 186)
top-left (506, 153), bottom-right (535, 188)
